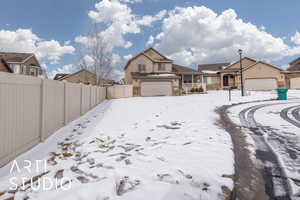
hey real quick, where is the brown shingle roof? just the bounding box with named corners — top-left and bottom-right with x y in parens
top-left (54, 73), bottom-right (69, 80)
top-left (0, 56), bottom-right (13, 73)
top-left (287, 64), bottom-right (300, 71)
top-left (172, 64), bottom-right (198, 73)
top-left (198, 63), bottom-right (230, 72)
top-left (289, 57), bottom-right (300, 65)
top-left (0, 52), bottom-right (34, 63)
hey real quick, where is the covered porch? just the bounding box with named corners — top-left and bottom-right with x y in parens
top-left (220, 72), bottom-right (240, 89)
top-left (179, 72), bottom-right (207, 93)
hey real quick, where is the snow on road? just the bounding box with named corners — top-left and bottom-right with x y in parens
top-left (228, 91), bottom-right (300, 198)
top-left (0, 90), bottom-right (281, 200)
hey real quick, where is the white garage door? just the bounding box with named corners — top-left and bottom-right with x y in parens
top-left (290, 78), bottom-right (300, 89)
top-left (141, 81), bottom-right (172, 97)
top-left (245, 78), bottom-right (277, 91)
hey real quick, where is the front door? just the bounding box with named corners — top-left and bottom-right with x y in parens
top-left (223, 75), bottom-right (229, 87)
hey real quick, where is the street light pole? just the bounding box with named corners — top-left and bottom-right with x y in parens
top-left (238, 49), bottom-right (244, 96)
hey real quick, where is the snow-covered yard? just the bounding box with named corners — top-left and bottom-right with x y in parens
top-left (0, 90), bottom-right (284, 200)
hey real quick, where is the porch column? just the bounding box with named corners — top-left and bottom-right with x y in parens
top-left (192, 74), bottom-right (194, 88)
top-left (220, 74), bottom-right (223, 89)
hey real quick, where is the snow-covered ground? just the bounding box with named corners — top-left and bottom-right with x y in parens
top-left (0, 90), bottom-right (288, 200)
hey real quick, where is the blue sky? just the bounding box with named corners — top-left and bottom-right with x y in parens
top-left (0, 0), bottom-right (300, 79)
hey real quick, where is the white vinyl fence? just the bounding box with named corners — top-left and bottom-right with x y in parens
top-left (107, 85), bottom-right (133, 99)
top-left (0, 72), bottom-right (106, 167)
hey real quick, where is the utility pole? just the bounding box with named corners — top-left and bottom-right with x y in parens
top-left (238, 49), bottom-right (244, 96)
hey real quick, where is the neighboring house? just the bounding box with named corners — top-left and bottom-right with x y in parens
top-left (0, 57), bottom-right (13, 73)
top-left (54, 69), bottom-right (97, 85)
top-left (284, 57), bottom-right (300, 89)
top-left (0, 52), bottom-right (44, 77)
top-left (220, 58), bottom-right (285, 91)
top-left (198, 63), bottom-right (230, 90)
top-left (199, 57), bottom-right (285, 91)
top-left (124, 48), bottom-right (204, 96)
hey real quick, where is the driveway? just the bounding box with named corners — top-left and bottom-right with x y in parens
top-left (227, 100), bottom-right (300, 199)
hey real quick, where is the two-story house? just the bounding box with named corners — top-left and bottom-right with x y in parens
top-left (0, 52), bottom-right (44, 77)
top-left (124, 48), bottom-right (204, 96)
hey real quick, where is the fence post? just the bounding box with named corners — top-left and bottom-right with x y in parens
top-left (64, 81), bottom-right (67, 125)
top-left (89, 85), bottom-right (92, 109)
top-left (39, 79), bottom-right (45, 142)
top-left (80, 83), bottom-right (83, 116)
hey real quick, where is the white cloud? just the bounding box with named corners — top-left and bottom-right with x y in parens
top-left (48, 64), bottom-right (76, 79)
top-left (123, 54), bottom-right (133, 60)
top-left (0, 29), bottom-right (75, 64)
top-left (154, 6), bottom-right (294, 65)
top-left (112, 53), bottom-right (121, 65)
top-left (36, 40), bottom-right (75, 64)
top-left (87, 0), bottom-right (165, 50)
top-left (124, 41), bottom-right (133, 48)
top-left (291, 32), bottom-right (300, 45)
top-left (110, 68), bottom-right (124, 81)
top-left (74, 35), bottom-right (90, 46)
top-left (146, 35), bottom-right (154, 47)
top-left (119, 0), bottom-right (142, 3)
top-left (80, 55), bottom-right (95, 67)
top-left (137, 10), bottom-right (167, 26)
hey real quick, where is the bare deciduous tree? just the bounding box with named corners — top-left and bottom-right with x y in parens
top-left (79, 24), bottom-right (114, 86)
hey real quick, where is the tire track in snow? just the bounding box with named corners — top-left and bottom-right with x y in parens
top-left (280, 105), bottom-right (300, 128)
top-left (239, 103), bottom-right (292, 200)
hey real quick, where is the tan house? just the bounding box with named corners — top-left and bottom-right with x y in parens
top-left (199, 57), bottom-right (286, 91)
top-left (54, 69), bottom-right (97, 85)
top-left (198, 63), bottom-right (230, 90)
top-left (283, 57), bottom-right (300, 89)
top-left (124, 48), bottom-right (204, 96)
top-left (0, 52), bottom-right (44, 77)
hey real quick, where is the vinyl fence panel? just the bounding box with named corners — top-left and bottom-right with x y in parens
top-left (41, 79), bottom-right (65, 140)
top-left (0, 72), bottom-right (107, 167)
top-left (81, 84), bottom-right (91, 115)
top-left (65, 82), bottom-right (81, 124)
top-left (107, 85), bottom-right (133, 99)
top-left (90, 86), bottom-right (97, 108)
top-left (0, 73), bottom-right (41, 167)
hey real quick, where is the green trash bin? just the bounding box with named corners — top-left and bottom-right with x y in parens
top-left (276, 88), bottom-right (288, 100)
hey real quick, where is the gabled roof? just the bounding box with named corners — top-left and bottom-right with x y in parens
top-left (124, 47), bottom-right (172, 70)
top-left (289, 57), bottom-right (300, 65)
top-left (198, 63), bottom-right (230, 72)
top-left (144, 47), bottom-right (172, 61)
top-left (224, 57), bottom-right (257, 70)
top-left (172, 64), bottom-right (198, 73)
top-left (287, 64), bottom-right (300, 71)
top-left (55, 69), bottom-right (96, 81)
top-left (243, 61), bottom-right (282, 72)
top-left (0, 52), bottom-right (34, 63)
top-left (54, 73), bottom-right (69, 80)
top-left (0, 57), bottom-right (13, 73)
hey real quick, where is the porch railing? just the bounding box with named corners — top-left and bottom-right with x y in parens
top-left (182, 83), bottom-right (207, 93)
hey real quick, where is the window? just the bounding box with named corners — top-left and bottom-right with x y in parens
top-left (23, 65), bottom-right (27, 74)
top-left (30, 68), bottom-right (36, 76)
top-left (138, 60), bottom-right (146, 72)
top-left (158, 63), bottom-right (165, 71)
top-left (205, 77), bottom-right (212, 84)
top-left (11, 64), bottom-right (21, 74)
